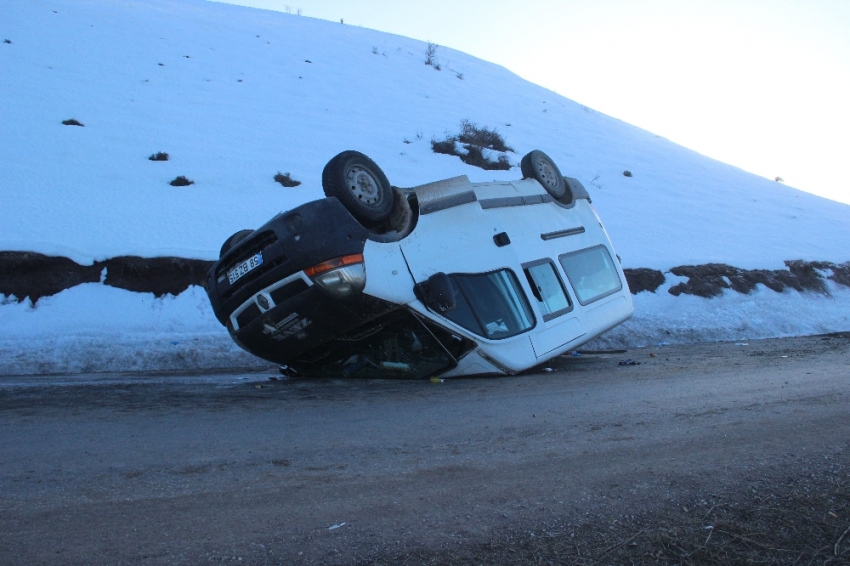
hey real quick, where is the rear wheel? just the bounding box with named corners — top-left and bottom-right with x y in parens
top-left (322, 151), bottom-right (394, 227)
top-left (520, 150), bottom-right (566, 199)
top-left (219, 229), bottom-right (253, 258)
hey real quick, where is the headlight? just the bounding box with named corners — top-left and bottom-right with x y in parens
top-left (305, 254), bottom-right (366, 299)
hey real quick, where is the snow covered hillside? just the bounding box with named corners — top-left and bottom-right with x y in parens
top-left (2, 0), bottom-right (849, 375)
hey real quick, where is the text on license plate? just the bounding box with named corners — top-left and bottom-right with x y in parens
top-left (228, 253), bottom-right (263, 285)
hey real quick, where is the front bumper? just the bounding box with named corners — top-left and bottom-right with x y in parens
top-left (232, 281), bottom-right (400, 365)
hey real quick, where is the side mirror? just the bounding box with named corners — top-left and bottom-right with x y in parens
top-left (414, 272), bottom-right (456, 313)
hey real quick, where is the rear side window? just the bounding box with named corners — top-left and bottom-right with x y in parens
top-left (443, 269), bottom-right (535, 340)
top-left (559, 245), bottom-right (622, 305)
top-left (523, 260), bottom-right (572, 321)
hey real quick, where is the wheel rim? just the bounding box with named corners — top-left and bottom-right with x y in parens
top-left (535, 158), bottom-right (559, 189)
top-left (346, 165), bottom-right (383, 207)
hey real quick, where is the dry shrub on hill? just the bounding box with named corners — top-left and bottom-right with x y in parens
top-left (274, 172), bottom-right (301, 187)
top-left (431, 120), bottom-right (513, 171)
top-left (170, 176), bottom-right (194, 186)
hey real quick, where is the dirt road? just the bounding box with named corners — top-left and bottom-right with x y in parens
top-left (2, 334), bottom-right (849, 565)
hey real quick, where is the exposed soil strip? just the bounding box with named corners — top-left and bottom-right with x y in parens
top-left (625, 260), bottom-right (850, 297)
top-left (622, 267), bottom-right (666, 294)
top-left (0, 252), bottom-right (213, 302)
top-left (667, 260), bottom-right (850, 298)
top-left (1, 252), bottom-right (849, 303)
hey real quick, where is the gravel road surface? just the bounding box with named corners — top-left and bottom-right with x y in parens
top-left (2, 334), bottom-right (849, 565)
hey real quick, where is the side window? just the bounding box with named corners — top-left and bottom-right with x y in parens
top-left (442, 269), bottom-right (535, 340)
top-left (559, 245), bottom-right (623, 305)
top-left (523, 260), bottom-right (572, 321)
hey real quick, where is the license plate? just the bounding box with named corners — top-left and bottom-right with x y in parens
top-left (227, 253), bottom-right (263, 285)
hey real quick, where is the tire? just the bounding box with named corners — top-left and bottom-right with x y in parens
top-left (322, 151), bottom-right (394, 226)
top-left (520, 150), bottom-right (566, 199)
top-left (219, 229), bottom-right (253, 258)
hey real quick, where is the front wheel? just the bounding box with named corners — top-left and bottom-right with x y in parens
top-left (322, 151), bottom-right (395, 227)
top-left (520, 150), bottom-right (566, 199)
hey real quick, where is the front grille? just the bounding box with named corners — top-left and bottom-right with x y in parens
top-left (217, 230), bottom-right (279, 278)
top-left (220, 255), bottom-right (289, 302)
top-left (236, 303), bottom-right (262, 329)
top-left (270, 279), bottom-right (309, 305)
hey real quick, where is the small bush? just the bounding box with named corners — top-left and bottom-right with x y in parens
top-left (62, 118), bottom-right (84, 127)
top-left (372, 46), bottom-right (378, 55)
top-left (425, 41), bottom-right (438, 66)
top-left (3, 39), bottom-right (11, 44)
top-left (170, 176), bottom-right (194, 187)
top-left (623, 170), bottom-right (632, 177)
top-left (274, 172), bottom-right (301, 187)
top-left (148, 152), bottom-right (169, 161)
top-left (590, 173), bottom-right (604, 190)
top-left (457, 119), bottom-right (513, 152)
top-left (775, 176), bottom-right (784, 183)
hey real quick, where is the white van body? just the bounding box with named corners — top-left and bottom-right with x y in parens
top-left (206, 151), bottom-right (633, 379)
top-left (361, 175), bottom-right (634, 377)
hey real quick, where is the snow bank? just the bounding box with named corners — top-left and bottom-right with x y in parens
top-left (2, 279), bottom-right (848, 376)
top-left (586, 279), bottom-right (850, 350)
top-left (0, 285), bottom-right (264, 375)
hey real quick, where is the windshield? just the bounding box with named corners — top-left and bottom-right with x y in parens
top-left (442, 269), bottom-right (535, 340)
top-left (293, 310), bottom-right (473, 379)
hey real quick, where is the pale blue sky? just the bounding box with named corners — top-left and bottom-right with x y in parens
top-left (216, 0), bottom-right (850, 204)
